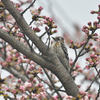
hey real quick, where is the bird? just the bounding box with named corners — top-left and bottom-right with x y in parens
top-left (51, 36), bottom-right (70, 72)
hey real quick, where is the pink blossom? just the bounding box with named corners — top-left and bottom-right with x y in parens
top-left (34, 20), bottom-right (44, 27)
top-left (24, 82), bottom-right (32, 88)
top-left (30, 8), bottom-right (39, 16)
top-left (19, 86), bottom-right (25, 92)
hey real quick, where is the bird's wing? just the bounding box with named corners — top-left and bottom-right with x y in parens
top-left (61, 43), bottom-right (69, 61)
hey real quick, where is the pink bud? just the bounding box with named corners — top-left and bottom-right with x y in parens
top-left (76, 65), bottom-right (80, 69)
top-left (38, 6), bottom-right (43, 11)
top-left (83, 25), bottom-right (88, 29)
top-left (89, 42), bottom-right (93, 46)
top-left (49, 18), bottom-right (53, 22)
top-left (92, 47), bottom-right (97, 51)
top-left (85, 65), bottom-right (90, 69)
top-left (70, 40), bottom-right (73, 44)
top-left (90, 10), bottom-right (95, 14)
top-left (86, 57), bottom-right (90, 61)
top-left (18, 78), bottom-right (21, 84)
top-left (87, 22), bottom-right (92, 26)
top-left (90, 54), bottom-right (95, 58)
top-left (53, 30), bottom-right (57, 33)
top-left (97, 16), bottom-right (100, 20)
top-left (93, 21), bottom-right (98, 25)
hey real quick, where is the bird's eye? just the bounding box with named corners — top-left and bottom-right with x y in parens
top-left (57, 38), bottom-right (60, 40)
top-left (59, 37), bottom-right (63, 40)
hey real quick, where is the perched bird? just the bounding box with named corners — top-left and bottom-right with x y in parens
top-left (51, 36), bottom-right (70, 72)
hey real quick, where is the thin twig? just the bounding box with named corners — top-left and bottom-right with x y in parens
top-left (8, 22), bottom-right (16, 34)
top-left (74, 47), bottom-right (77, 57)
top-left (85, 70), bottom-right (99, 92)
top-left (70, 38), bottom-right (90, 73)
top-left (39, 28), bottom-right (50, 39)
top-left (23, 34), bottom-right (33, 51)
top-left (21, 0), bottom-right (36, 15)
top-left (96, 83), bottom-right (100, 100)
top-left (42, 67), bottom-right (63, 100)
top-left (70, 29), bottom-right (96, 73)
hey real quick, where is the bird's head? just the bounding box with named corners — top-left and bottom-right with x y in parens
top-left (52, 36), bottom-right (64, 43)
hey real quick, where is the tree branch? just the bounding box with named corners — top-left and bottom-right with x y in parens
top-left (0, 28), bottom-right (52, 70)
top-left (1, 0), bottom-right (48, 55)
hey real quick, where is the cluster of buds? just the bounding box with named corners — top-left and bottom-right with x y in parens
top-left (69, 40), bottom-right (86, 49)
top-left (84, 42), bottom-right (94, 52)
top-left (26, 66), bottom-right (43, 82)
top-left (91, 5), bottom-right (100, 21)
top-left (82, 21), bottom-right (100, 36)
top-left (82, 5), bottom-right (100, 40)
top-left (11, 1), bottom-right (22, 12)
top-left (85, 54), bottom-right (100, 69)
top-left (33, 27), bottom-right (41, 32)
top-left (30, 6), bottom-right (57, 35)
top-left (74, 90), bottom-right (90, 100)
top-left (43, 16), bottom-right (57, 35)
top-left (73, 65), bottom-right (83, 73)
top-left (31, 6), bottom-right (43, 20)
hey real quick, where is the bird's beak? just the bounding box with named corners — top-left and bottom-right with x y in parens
top-left (52, 37), bottom-right (56, 41)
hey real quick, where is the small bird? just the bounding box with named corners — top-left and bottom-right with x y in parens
top-left (51, 36), bottom-right (70, 72)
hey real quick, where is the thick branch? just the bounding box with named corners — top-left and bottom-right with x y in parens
top-left (0, 28), bottom-right (52, 70)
